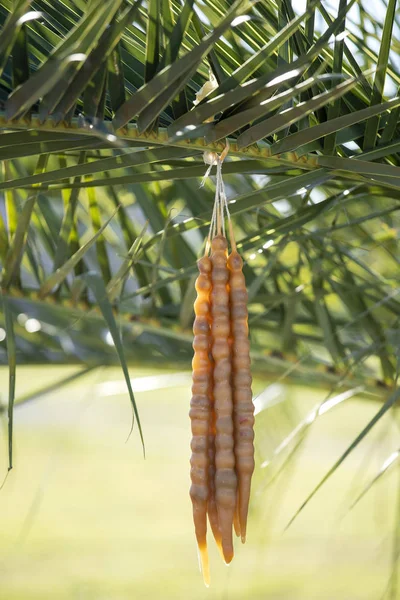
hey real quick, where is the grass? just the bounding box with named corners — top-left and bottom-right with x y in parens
top-left (0, 365), bottom-right (398, 599)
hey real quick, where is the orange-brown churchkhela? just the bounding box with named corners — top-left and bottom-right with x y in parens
top-left (189, 256), bottom-right (213, 586)
top-left (228, 249), bottom-right (255, 543)
top-left (189, 150), bottom-right (255, 584)
top-left (210, 234), bottom-right (237, 565)
top-left (233, 494), bottom-right (241, 538)
top-left (206, 409), bottom-right (223, 557)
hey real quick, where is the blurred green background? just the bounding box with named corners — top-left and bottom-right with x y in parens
top-left (0, 366), bottom-right (398, 600)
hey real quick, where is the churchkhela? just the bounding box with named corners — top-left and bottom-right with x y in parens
top-left (189, 152), bottom-right (255, 585)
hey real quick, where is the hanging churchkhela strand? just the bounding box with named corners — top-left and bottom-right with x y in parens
top-left (227, 222), bottom-right (255, 544)
top-left (189, 252), bottom-right (213, 586)
top-left (189, 148), bottom-right (255, 585)
top-left (211, 230), bottom-right (236, 566)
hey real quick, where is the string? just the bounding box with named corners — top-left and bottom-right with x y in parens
top-left (216, 159), bottom-right (225, 238)
top-left (212, 198), bottom-right (217, 240)
top-left (203, 152), bottom-right (218, 255)
top-left (206, 189), bottom-right (218, 255)
top-left (202, 144), bottom-right (236, 251)
top-left (201, 163), bottom-right (215, 188)
top-left (215, 161), bottom-right (222, 236)
top-left (218, 161), bottom-right (236, 252)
